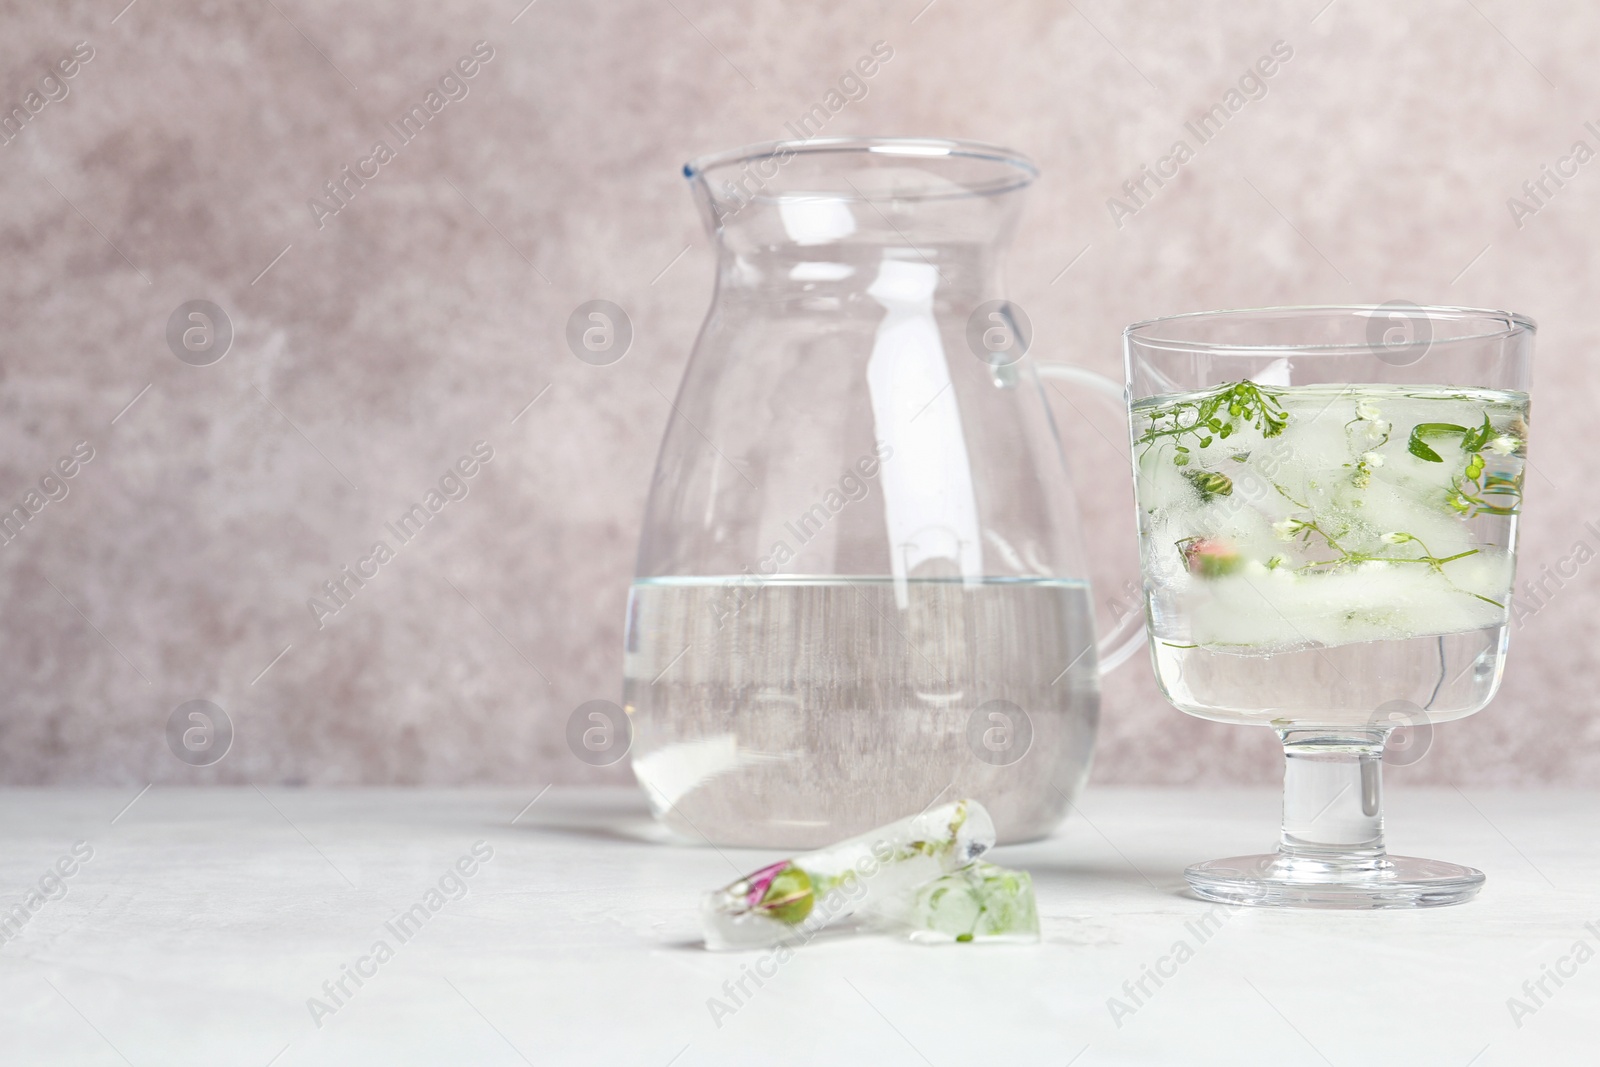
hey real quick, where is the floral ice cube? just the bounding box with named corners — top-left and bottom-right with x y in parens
top-left (869, 862), bottom-right (1040, 944)
top-left (701, 799), bottom-right (995, 951)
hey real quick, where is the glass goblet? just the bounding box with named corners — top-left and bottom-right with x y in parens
top-left (1126, 305), bottom-right (1533, 908)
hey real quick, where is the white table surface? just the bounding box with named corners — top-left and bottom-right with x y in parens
top-left (0, 786), bottom-right (1593, 1066)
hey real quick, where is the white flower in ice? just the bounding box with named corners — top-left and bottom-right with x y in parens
top-left (1361, 451), bottom-right (1384, 468)
top-left (1355, 400), bottom-right (1382, 421)
top-left (1271, 518), bottom-right (1300, 540)
top-left (1487, 435), bottom-right (1519, 455)
top-left (1380, 531), bottom-right (1413, 544)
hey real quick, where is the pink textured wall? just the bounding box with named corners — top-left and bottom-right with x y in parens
top-left (1, 0), bottom-right (1595, 787)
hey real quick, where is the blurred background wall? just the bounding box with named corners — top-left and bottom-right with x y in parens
top-left (1, 0), bottom-right (1596, 787)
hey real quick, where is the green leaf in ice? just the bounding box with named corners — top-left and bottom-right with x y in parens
top-left (1408, 437), bottom-right (1442, 462)
top-left (1406, 422), bottom-right (1467, 463)
top-left (1403, 413), bottom-right (1525, 518)
top-left (1461, 413), bottom-right (1496, 454)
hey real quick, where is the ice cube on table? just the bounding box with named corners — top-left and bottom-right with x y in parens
top-left (868, 861), bottom-right (1040, 944)
top-left (700, 799), bottom-right (995, 951)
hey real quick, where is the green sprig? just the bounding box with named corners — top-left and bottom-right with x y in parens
top-left (1407, 414), bottom-right (1523, 516)
top-left (1137, 381), bottom-right (1288, 465)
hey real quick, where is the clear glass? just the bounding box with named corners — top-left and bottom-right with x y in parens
top-left (1126, 304), bottom-right (1534, 907)
top-left (624, 137), bottom-right (1139, 848)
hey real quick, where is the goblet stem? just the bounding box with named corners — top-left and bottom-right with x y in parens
top-left (1184, 725), bottom-right (1484, 907)
top-left (1278, 730), bottom-right (1387, 867)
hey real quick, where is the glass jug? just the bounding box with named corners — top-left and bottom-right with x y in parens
top-left (624, 137), bottom-right (1138, 847)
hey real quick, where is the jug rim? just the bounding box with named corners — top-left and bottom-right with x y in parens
top-left (1125, 304), bottom-right (1536, 354)
top-left (683, 136), bottom-right (1038, 201)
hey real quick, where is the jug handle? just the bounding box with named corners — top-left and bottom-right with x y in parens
top-left (1034, 361), bottom-right (1147, 676)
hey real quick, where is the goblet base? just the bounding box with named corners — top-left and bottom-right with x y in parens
top-left (1185, 853), bottom-right (1484, 909)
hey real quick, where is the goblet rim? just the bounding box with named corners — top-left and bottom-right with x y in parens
top-left (1125, 303), bottom-right (1536, 355)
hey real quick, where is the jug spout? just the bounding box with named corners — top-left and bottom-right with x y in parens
top-left (683, 137), bottom-right (1037, 299)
